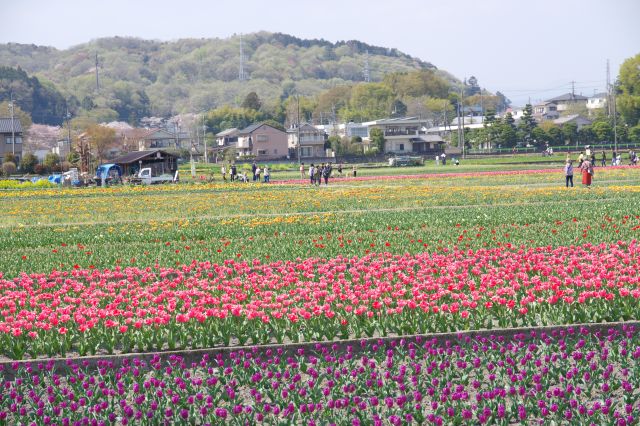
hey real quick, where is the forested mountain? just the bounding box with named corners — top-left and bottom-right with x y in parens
top-left (0, 32), bottom-right (448, 123)
top-left (0, 66), bottom-right (68, 125)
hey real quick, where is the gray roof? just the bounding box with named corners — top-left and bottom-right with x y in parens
top-left (216, 128), bottom-right (239, 137)
top-left (589, 92), bottom-right (608, 99)
top-left (545, 93), bottom-right (589, 103)
top-left (112, 149), bottom-right (178, 165)
top-left (239, 122), bottom-right (284, 134)
top-left (0, 118), bottom-right (23, 133)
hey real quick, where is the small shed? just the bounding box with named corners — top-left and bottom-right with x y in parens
top-left (112, 149), bottom-right (179, 176)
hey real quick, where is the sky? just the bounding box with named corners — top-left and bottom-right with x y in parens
top-left (1, 0), bottom-right (639, 106)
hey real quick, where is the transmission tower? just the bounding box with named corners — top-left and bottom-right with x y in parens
top-left (363, 50), bottom-right (371, 83)
top-left (95, 52), bottom-right (100, 92)
top-left (239, 34), bottom-right (248, 81)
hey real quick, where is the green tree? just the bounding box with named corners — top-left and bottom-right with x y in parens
top-left (547, 127), bottom-right (564, 145)
top-left (616, 53), bottom-right (640, 126)
top-left (20, 152), bottom-right (38, 173)
top-left (369, 127), bottom-right (385, 152)
top-left (518, 104), bottom-right (537, 145)
top-left (561, 122), bottom-right (578, 146)
top-left (43, 153), bottom-right (60, 172)
top-left (578, 125), bottom-right (595, 144)
top-left (241, 92), bottom-right (262, 111)
top-left (629, 124), bottom-right (640, 143)
top-left (390, 99), bottom-right (407, 117)
top-left (531, 127), bottom-right (549, 145)
top-left (592, 121), bottom-right (613, 142)
top-left (328, 135), bottom-right (343, 155)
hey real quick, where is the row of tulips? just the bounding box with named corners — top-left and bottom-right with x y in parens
top-left (1, 325), bottom-right (639, 425)
top-left (1, 240), bottom-right (639, 359)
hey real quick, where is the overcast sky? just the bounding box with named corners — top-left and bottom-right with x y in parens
top-left (1, 0), bottom-right (638, 106)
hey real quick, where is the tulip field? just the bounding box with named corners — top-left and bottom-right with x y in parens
top-left (1, 165), bottom-right (640, 424)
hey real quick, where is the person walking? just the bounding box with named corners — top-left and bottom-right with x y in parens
top-left (309, 164), bottom-right (315, 185)
top-left (323, 163), bottom-right (332, 185)
top-left (580, 158), bottom-right (593, 188)
top-left (230, 164), bottom-right (237, 182)
top-left (352, 164), bottom-right (357, 178)
top-left (299, 163), bottom-right (305, 179)
top-left (221, 164), bottom-right (227, 182)
top-left (564, 160), bottom-right (574, 188)
top-left (601, 151), bottom-right (606, 167)
top-left (612, 151), bottom-right (617, 166)
top-left (263, 165), bottom-right (270, 183)
top-left (315, 164), bottom-right (322, 186)
top-left (251, 162), bottom-right (257, 182)
top-left (441, 153), bottom-right (447, 165)
top-left (337, 163), bottom-right (343, 177)
top-left (255, 165), bottom-right (261, 182)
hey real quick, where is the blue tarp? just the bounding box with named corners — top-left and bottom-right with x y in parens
top-left (47, 174), bottom-right (62, 184)
top-left (95, 164), bottom-right (122, 180)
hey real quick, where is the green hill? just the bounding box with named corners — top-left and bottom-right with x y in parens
top-left (0, 32), bottom-right (451, 122)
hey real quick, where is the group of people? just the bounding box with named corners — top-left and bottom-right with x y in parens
top-left (220, 163), bottom-right (270, 183)
top-left (306, 163), bottom-right (333, 185)
top-left (435, 153), bottom-right (460, 166)
top-left (564, 147), bottom-right (639, 189)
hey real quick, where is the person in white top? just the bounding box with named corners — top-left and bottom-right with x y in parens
top-left (299, 163), bottom-right (305, 179)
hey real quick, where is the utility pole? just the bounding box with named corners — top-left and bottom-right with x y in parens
top-left (202, 114), bottom-right (208, 164)
top-left (606, 59), bottom-right (612, 118)
top-left (296, 94), bottom-right (301, 164)
top-left (613, 80), bottom-right (618, 153)
top-left (64, 107), bottom-right (71, 186)
top-left (460, 87), bottom-right (466, 159)
top-left (9, 92), bottom-right (15, 155)
top-left (238, 34), bottom-right (247, 81)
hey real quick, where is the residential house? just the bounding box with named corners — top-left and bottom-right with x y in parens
top-left (587, 93), bottom-right (608, 114)
top-left (314, 122), bottom-right (369, 140)
top-left (287, 123), bottom-right (326, 158)
top-left (216, 128), bottom-right (239, 147)
top-left (0, 117), bottom-right (23, 164)
top-left (366, 117), bottom-right (445, 155)
top-left (136, 128), bottom-right (191, 151)
top-left (533, 102), bottom-right (560, 120)
top-left (236, 123), bottom-right (288, 160)
top-left (545, 93), bottom-right (588, 111)
top-left (553, 114), bottom-right (592, 130)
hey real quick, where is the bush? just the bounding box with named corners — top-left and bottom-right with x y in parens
top-left (2, 161), bottom-right (16, 176)
top-left (34, 164), bottom-right (46, 175)
top-left (20, 153), bottom-right (38, 174)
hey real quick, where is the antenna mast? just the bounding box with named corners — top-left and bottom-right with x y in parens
top-left (239, 34), bottom-right (247, 81)
top-left (363, 50), bottom-right (371, 82)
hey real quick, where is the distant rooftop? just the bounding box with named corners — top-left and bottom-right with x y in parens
top-left (545, 93), bottom-right (589, 103)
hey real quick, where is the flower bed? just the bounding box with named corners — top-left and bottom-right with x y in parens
top-left (1, 240), bottom-right (639, 359)
top-left (1, 325), bottom-right (638, 425)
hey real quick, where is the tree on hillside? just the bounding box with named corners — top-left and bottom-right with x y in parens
top-left (390, 99), bottom-right (407, 117)
top-left (465, 76), bottom-right (480, 96)
top-left (495, 91), bottom-right (511, 112)
top-left (617, 53), bottom-right (640, 126)
top-left (341, 82), bottom-right (394, 121)
top-left (241, 92), bottom-right (262, 111)
top-left (0, 66), bottom-right (68, 125)
top-left (205, 105), bottom-right (266, 134)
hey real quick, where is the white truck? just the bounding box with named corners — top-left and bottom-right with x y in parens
top-left (131, 168), bottom-right (176, 185)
